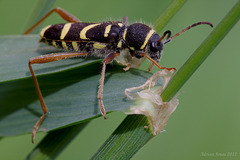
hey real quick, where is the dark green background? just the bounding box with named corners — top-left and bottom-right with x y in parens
top-left (0, 0), bottom-right (239, 159)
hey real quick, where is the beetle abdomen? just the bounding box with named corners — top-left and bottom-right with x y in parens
top-left (40, 22), bottom-right (124, 43)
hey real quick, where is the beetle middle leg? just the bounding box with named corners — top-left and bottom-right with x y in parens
top-left (98, 52), bottom-right (120, 119)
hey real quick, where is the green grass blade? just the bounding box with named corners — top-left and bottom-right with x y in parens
top-left (26, 122), bottom-right (88, 160)
top-left (153, 0), bottom-right (187, 33)
top-left (92, 115), bottom-right (153, 159)
top-left (24, 0), bottom-right (56, 34)
top-left (161, 0), bottom-right (240, 102)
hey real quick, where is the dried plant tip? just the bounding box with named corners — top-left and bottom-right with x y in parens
top-left (125, 69), bottom-right (179, 135)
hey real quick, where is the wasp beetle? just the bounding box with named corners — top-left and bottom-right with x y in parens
top-left (24, 7), bottom-right (213, 143)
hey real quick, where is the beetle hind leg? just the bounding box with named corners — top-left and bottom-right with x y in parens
top-left (29, 52), bottom-right (89, 143)
top-left (24, 7), bottom-right (81, 35)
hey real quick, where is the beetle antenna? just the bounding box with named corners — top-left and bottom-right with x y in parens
top-left (163, 21), bottom-right (213, 44)
top-left (158, 30), bottom-right (171, 44)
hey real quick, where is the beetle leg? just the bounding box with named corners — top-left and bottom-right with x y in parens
top-left (29, 52), bottom-right (89, 143)
top-left (24, 7), bottom-right (81, 35)
top-left (148, 62), bottom-right (154, 71)
top-left (140, 53), bottom-right (176, 72)
top-left (122, 16), bottom-right (128, 26)
top-left (98, 52), bottom-right (120, 119)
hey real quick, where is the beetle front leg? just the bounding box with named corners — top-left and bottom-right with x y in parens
top-left (140, 53), bottom-right (176, 72)
top-left (98, 52), bottom-right (120, 119)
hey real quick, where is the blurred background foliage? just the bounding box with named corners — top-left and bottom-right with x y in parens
top-left (0, 0), bottom-right (239, 159)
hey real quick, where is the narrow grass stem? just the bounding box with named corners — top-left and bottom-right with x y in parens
top-left (161, 1), bottom-right (240, 102)
top-left (24, 0), bottom-right (56, 34)
top-left (153, 0), bottom-right (187, 33)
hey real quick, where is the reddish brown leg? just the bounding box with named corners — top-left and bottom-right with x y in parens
top-left (140, 53), bottom-right (176, 71)
top-left (122, 16), bottom-right (128, 26)
top-left (29, 52), bottom-right (89, 143)
top-left (148, 62), bottom-right (154, 71)
top-left (24, 7), bottom-right (81, 35)
top-left (98, 53), bottom-right (120, 119)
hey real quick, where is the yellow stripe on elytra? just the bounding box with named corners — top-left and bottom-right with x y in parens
top-left (140, 29), bottom-right (155, 50)
top-left (72, 42), bottom-right (78, 51)
top-left (52, 41), bottom-right (57, 48)
top-left (104, 25), bottom-right (112, 37)
top-left (80, 23), bottom-right (101, 40)
top-left (60, 23), bottom-right (72, 40)
top-left (62, 41), bottom-right (68, 50)
top-left (93, 43), bottom-right (106, 49)
top-left (40, 25), bottom-right (51, 38)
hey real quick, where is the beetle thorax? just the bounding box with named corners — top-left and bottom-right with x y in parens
top-left (123, 23), bottom-right (155, 51)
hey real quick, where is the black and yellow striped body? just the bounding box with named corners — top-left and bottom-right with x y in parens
top-left (40, 21), bottom-right (125, 56)
top-left (41, 21), bottom-right (125, 42)
top-left (40, 20), bottom-right (163, 62)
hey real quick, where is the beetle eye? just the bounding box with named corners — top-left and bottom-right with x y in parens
top-left (150, 42), bottom-right (160, 52)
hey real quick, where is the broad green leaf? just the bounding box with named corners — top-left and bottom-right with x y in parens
top-left (0, 35), bottom-right (152, 137)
